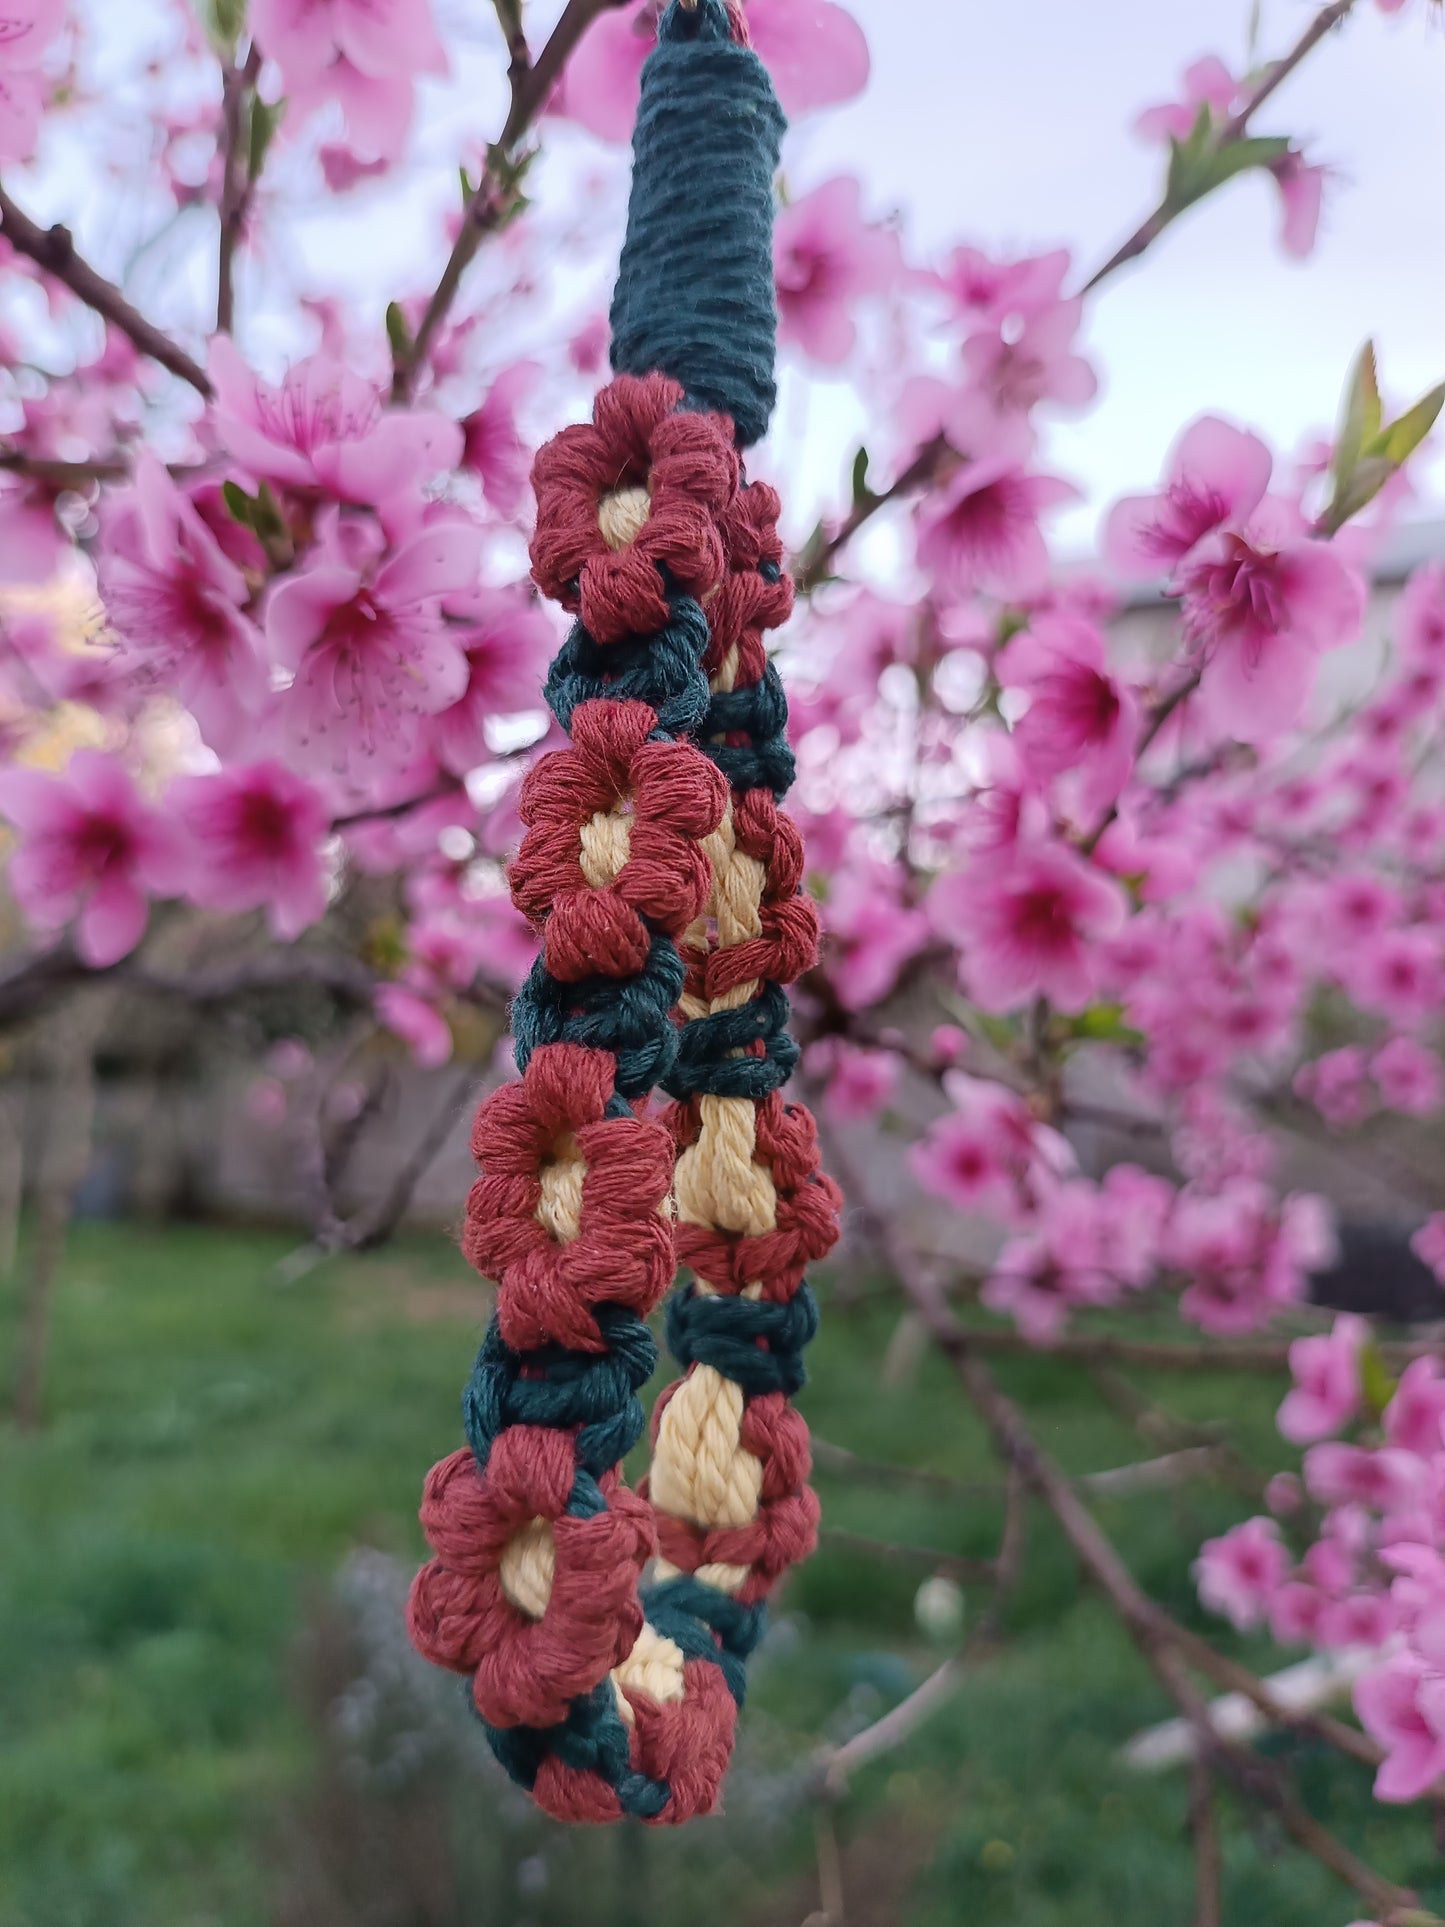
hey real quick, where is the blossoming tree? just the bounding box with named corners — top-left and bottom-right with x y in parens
top-left (3, 0), bottom-right (1445, 1917)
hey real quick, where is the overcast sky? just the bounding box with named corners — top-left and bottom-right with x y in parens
top-left (34, 0), bottom-right (1445, 555)
top-left (797, 0), bottom-right (1445, 525)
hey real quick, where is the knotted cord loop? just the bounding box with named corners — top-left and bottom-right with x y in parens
top-left (408, 0), bottom-right (840, 1826)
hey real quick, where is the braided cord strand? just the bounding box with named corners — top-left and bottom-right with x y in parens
top-left (408, 370), bottom-right (742, 1823)
top-left (642, 477), bottom-right (840, 1714)
top-left (407, 0), bottom-right (839, 1824)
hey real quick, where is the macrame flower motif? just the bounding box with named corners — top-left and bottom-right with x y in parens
top-left (408, 1429), bottom-right (653, 1730)
top-left (510, 697), bottom-right (728, 982)
top-left (646, 1389), bottom-right (819, 1602)
top-left (464, 1043), bottom-right (675, 1352)
top-left (666, 1090), bottom-right (842, 1299)
top-left (705, 480), bottom-right (795, 678)
top-left (530, 373), bottom-right (739, 644)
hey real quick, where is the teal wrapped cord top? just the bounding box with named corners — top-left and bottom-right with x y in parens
top-left (609, 0), bottom-right (787, 450)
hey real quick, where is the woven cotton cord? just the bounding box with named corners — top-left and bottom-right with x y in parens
top-left (407, 0), bottom-right (834, 1825)
top-left (643, 476), bottom-right (840, 1698)
top-left (407, 371), bottom-right (743, 1823)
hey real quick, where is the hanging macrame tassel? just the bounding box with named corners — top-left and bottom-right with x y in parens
top-left (408, 0), bottom-right (838, 1825)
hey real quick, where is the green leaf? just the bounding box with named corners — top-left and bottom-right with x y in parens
top-left (385, 301), bottom-right (413, 362)
top-left (1164, 106), bottom-right (1290, 215)
top-left (253, 481), bottom-right (286, 540)
top-left (1370, 381), bottom-right (1445, 467)
top-left (851, 445), bottom-right (874, 508)
top-left (1358, 1337), bottom-right (1398, 1424)
top-left (1319, 372), bottom-right (1444, 534)
top-left (1330, 340), bottom-right (1381, 498)
top-left (1063, 1003), bottom-right (1146, 1048)
top-left (197, 0), bottom-right (246, 57)
top-left (460, 165), bottom-right (475, 204)
top-left (248, 95), bottom-right (284, 180)
top-left (222, 480), bottom-right (259, 530)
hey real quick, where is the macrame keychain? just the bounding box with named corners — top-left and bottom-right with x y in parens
top-left (408, 0), bottom-right (841, 1824)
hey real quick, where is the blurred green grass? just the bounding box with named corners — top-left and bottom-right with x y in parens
top-left (1, 1223), bottom-right (1439, 1926)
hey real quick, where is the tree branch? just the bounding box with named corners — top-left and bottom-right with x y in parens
top-left (815, 1468), bottom-right (1028, 1798)
top-left (0, 942), bottom-right (382, 1029)
top-left (1078, 0), bottom-right (1361, 295)
top-left (1189, 1752), bottom-right (1223, 1927)
top-left (392, 0), bottom-right (630, 400)
top-left (827, 1128), bottom-right (1433, 1919)
top-left (819, 1525), bottom-right (995, 1586)
top-left (0, 183), bottom-right (213, 397)
top-left (793, 435), bottom-right (952, 595)
top-left (217, 44), bottom-right (263, 335)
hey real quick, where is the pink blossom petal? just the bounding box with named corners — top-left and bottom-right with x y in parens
top-left (77, 873), bottom-right (148, 968)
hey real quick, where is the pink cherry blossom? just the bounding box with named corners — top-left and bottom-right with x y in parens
top-left (930, 1023), bottom-right (968, 1067)
top-left (773, 177), bottom-right (901, 365)
top-left (1270, 1580), bottom-right (1326, 1645)
top-left (1356, 1656), bottom-right (1445, 1802)
top-left (267, 517), bottom-right (478, 776)
top-left (1134, 56), bottom-right (1240, 145)
top-left (1196, 1517), bottom-right (1288, 1632)
top-left (930, 247), bottom-right (1071, 330)
top-left (1384, 1358), bottom-right (1445, 1456)
top-left (1178, 510), bottom-right (1366, 743)
top-left (1294, 1046), bottom-right (1374, 1129)
top-left (806, 1038), bottom-right (899, 1122)
top-left (823, 856), bottom-right (931, 1008)
top-left (1278, 1315), bottom-right (1366, 1444)
top-left (1166, 1183), bottom-right (1335, 1334)
top-left (168, 763), bottom-right (331, 941)
top-left (252, 0), bottom-right (447, 161)
top-left (916, 458), bottom-right (1076, 602)
top-left (1410, 1215), bottom-right (1445, 1288)
top-left (460, 362), bottom-right (541, 519)
top-left (931, 840), bottom-right (1126, 1014)
top-left (98, 457), bottom-right (268, 753)
top-left (981, 1233), bottom-right (1083, 1342)
top-left (1397, 562), bottom-right (1445, 665)
top-left (960, 298), bottom-right (1096, 430)
top-left (376, 982), bottom-right (454, 1066)
top-left (1304, 1443), bottom-right (1427, 1513)
top-left (909, 1070), bottom-right (1066, 1224)
top-left (1372, 1036), bottom-right (1442, 1116)
top-left (557, 0), bottom-right (869, 145)
top-left (1271, 152), bottom-right (1329, 259)
top-left (1348, 927), bottom-right (1443, 1027)
top-left (428, 586), bottom-right (554, 776)
top-left (245, 1076), bottom-right (290, 1129)
top-left (1103, 416), bottom-right (1272, 581)
top-left (0, 0), bottom-right (65, 164)
top-left (1000, 611), bottom-right (1138, 815)
top-left (0, 750), bottom-right (187, 966)
top-left (208, 339), bottom-right (462, 528)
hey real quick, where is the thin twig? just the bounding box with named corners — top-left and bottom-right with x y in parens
top-left (816, 1469), bottom-right (1029, 1798)
top-left (216, 43), bottom-right (263, 334)
top-left (0, 449), bottom-right (131, 487)
top-left (819, 1525), bottom-right (995, 1586)
top-left (793, 435), bottom-right (951, 595)
top-left (1080, 667), bottom-right (1203, 855)
top-left (393, 0), bottom-right (630, 400)
top-left (1189, 1753), bottom-right (1223, 1927)
top-left (828, 1131), bottom-right (1434, 1919)
top-left (0, 182), bottom-right (212, 396)
top-left (1078, 0), bottom-right (1360, 293)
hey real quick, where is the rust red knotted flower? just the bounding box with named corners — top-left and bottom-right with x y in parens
top-left (530, 373), bottom-right (740, 643)
top-left (463, 1042), bottom-right (675, 1352)
top-left (408, 1430), bottom-right (654, 1731)
top-left (510, 698), bottom-right (728, 983)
